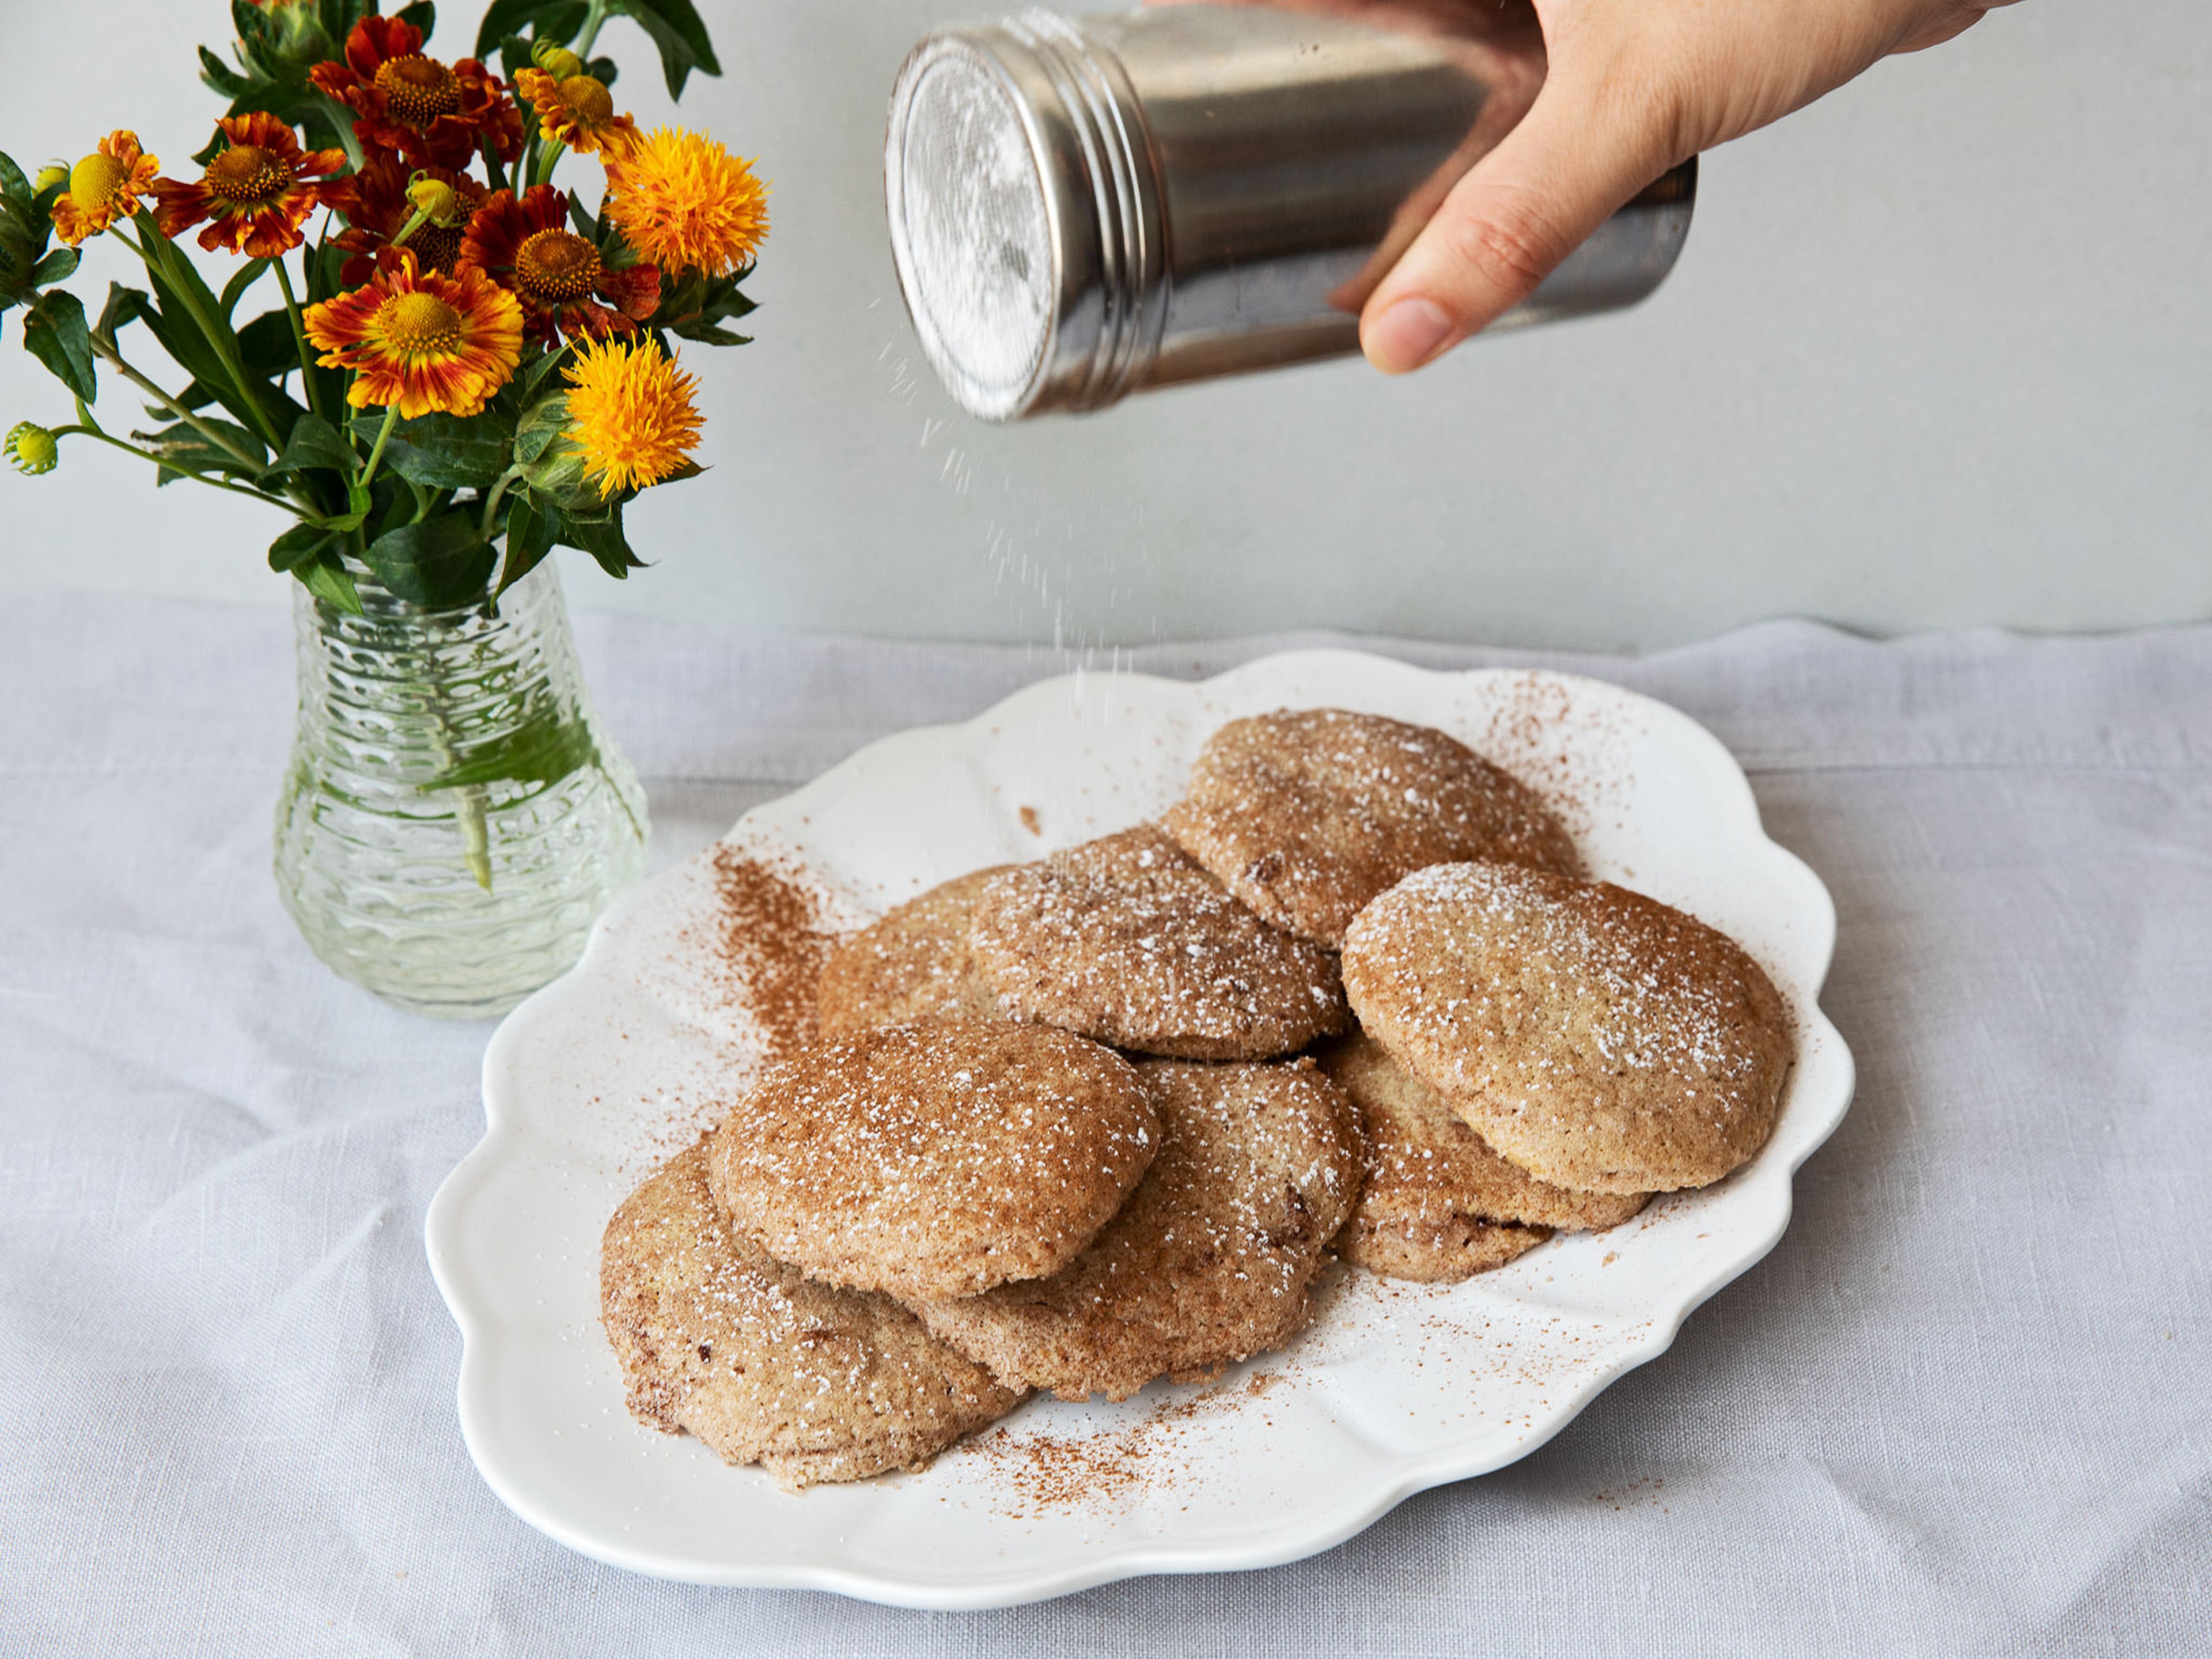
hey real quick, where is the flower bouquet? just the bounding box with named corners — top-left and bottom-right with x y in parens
top-left (0, 0), bottom-right (765, 1017)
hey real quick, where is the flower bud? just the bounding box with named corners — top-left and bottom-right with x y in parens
top-left (532, 42), bottom-right (586, 79)
top-left (513, 392), bottom-right (600, 509)
top-left (406, 175), bottom-right (462, 225)
top-left (32, 164), bottom-right (69, 194)
top-left (5, 422), bottom-right (60, 475)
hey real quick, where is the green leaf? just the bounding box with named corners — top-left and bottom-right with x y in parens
top-left (361, 511), bottom-right (495, 607)
top-left (306, 474), bottom-right (374, 531)
top-left (23, 290), bottom-right (97, 403)
top-left (29, 247), bottom-right (79, 289)
top-left (0, 153), bottom-right (29, 215)
top-left (267, 521), bottom-right (342, 573)
top-left (518, 342), bottom-right (570, 400)
top-left (565, 190), bottom-right (601, 241)
top-left (94, 285), bottom-right (153, 343)
top-left (543, 493), bottom-right (646, 579)
top-left (512, 390), bottom-right (568, 465)
top-left (611, 0), bottom-right (720, 97)
top-left (198, 45), bottom-right (255, 99)
top-left (353, 407), bottom-right (516, 491)
top-left (494, 490), bottom-right (558, 605)
top-left (476, 0), bottom-right (585, 56)
top-left (295, 550), bottom-right (363, 614)
top-left (274, 411), bottom-right (355, 476)
top-left (497, 32), bottom-right (537, 81)
top-left (131, 418), bottom-right (267, 482)
top-left (431, 703), bottom-right (599, 791)
top-left (136, 235), bottom-right (279, 445)
top-left (652, 265), bottom-right (756, 345)
top-left (200, 0), bottom-right (369, 164)
top-left (220, 257), bottom-right (272, 323)
top-left (669, 321), bottom-right (751, 347)
top-left (237, 308), bottom-right (301, 381)
top-left (394, 1), bottom-right (435, 38)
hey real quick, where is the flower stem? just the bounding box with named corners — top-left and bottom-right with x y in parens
top-left (121, 222), bottom-right (287, 456)
top-left (273, 258), bottom-right (325, 422)
top-left (358, 402), bottom-right (403, 490)
top-left (52, 407), bottom-right (307, 515)
top-left (479, 468), bottom-right (524, 539)
top-left (89, 337), bottom-right (267, 471)
top-left (575, 0), bottom-right (612, 58)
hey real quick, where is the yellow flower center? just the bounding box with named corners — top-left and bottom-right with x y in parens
top-left (516, 229), bottom-right (603, 302)
top-left (558, 75), bottom-right (615, 126)
top-left (205, 144), bottom-right (296, 208)
top-left (69, 151), bottom-right (129, 207)
top-left (378, 290), bottom-right (465, 357)
top-left (375, 54), bottom-right (463, 128)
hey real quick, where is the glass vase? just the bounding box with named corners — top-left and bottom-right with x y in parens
top-left (273, 560), bottom-right (649, 1020)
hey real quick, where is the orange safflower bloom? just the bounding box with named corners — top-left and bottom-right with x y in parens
top-left (459, 185), bottom-right (660, 346)
top-left (604, 127), bottom-right (768, 279)
top-left (512, 66), bottom-right (639, 159)
top-left (562, 334), bottom-right (702, 497)
top-left (304, 249), bottom-right (524, 419)
top-left (150, 112), bottom-right (346, 258)
top-left (48, 131), bottom-right (160, 248)
top-left (325, 154), bottom-right (486, 287)
top-left (310, 14), bottom-right (523, 171)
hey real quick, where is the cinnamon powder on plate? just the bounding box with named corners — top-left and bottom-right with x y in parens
top-left (706, 844), bottom-right (840, 1059)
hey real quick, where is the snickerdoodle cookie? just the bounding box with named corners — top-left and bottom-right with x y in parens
top-left (600, 1143), bottom-right (1025, 1490)
top-left (1342, 861), bottom-right (1791, 1195)
top-left (1319, 1029), bottom-right (1648, 1281)
top-left (916, 1058), bottom-right (1363, 1402)
top-left (1163, 708), bottom-right (1581, 947)
top-left (707, 1021), bottom-right (1158, 1302)
top-left (816, 866), bottom-right (1014, 1037)
top-left (969, 824), bottom-right (1348, 1060)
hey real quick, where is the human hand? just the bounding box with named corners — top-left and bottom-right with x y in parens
top-left (1351, 0), bottom-right (2020, 373)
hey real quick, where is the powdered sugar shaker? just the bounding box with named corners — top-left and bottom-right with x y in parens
top-left (885, 3), bottom-right (1696, 421)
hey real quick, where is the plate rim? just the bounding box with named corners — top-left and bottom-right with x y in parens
top-left (426, 647), bottom-right (1855, 1609)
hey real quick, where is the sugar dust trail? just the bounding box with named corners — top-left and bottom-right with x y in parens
top-left (873, 329), bottom-right (1166, 711)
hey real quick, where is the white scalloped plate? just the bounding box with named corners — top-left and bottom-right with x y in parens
top-left (426, 650), bottom-right (1853, 1609)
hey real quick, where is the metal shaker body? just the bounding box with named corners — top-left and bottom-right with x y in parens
top-left (884, 4), bottom-right (1697, 421)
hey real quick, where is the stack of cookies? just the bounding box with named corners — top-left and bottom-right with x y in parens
top-left (601, 708), bottom-right (1794, 1489)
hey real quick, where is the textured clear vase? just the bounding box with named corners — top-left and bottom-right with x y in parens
top-left (273, 560), bottom-right (649, 1020)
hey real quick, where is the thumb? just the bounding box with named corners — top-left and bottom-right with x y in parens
top-left (1361, 61), bottom-right (1682, 374)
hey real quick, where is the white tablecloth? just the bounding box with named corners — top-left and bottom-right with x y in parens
top-left (3, 596), bottom-right (2207, 1656)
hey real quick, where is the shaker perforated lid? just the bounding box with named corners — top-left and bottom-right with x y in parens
top-left (885, 41), bottom-right (1059, 422)
top-left (884, 7), bottom-right (1694, 422)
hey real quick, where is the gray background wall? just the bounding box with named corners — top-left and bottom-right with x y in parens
top-left (0, 0), bottom-right (2203, 650)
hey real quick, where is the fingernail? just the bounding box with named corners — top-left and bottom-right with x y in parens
top-left (1365, 298), bottom-right (1454, 373)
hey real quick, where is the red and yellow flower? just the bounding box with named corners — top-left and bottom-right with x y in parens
top-left (304, 249), bottom-right (524, 419)
top-left (150, 112), bottom-right (344, 257)
top-left (48, 131), bottom-right (160, 248)
top-left (459, 185), bottom-right (659, 344)
top-left (604, 127), bottom-right (768, 278)
top-left (561, 334), bottom-right (703, 497)
top-left (513, 66), bottom-right (639, 159)
top-left (325, 154), bottom-right (486, 288)
top-left (310, 15), bottom-right (523, 171)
